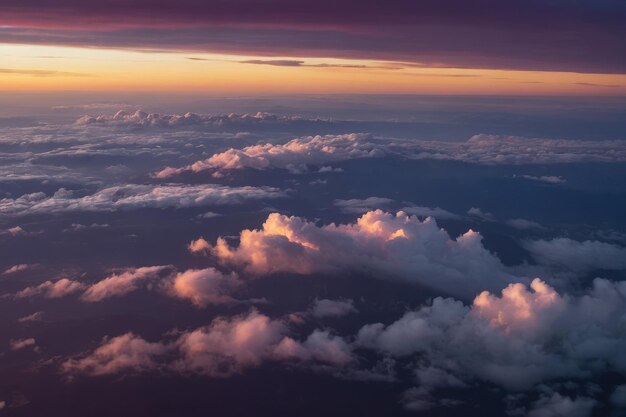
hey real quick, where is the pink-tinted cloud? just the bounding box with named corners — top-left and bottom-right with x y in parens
top-left (193, 210), bottom-right (516, 297)
top-left (10, 337), bottom-right (37, 351)
top-left (62, 333), bottom-right (168, 376)
top-left (81, 266), bottom-right (171, 302)
top-left (65, 309), bottom-right (352, 377)
top-left (166, 268), bottom-right (241, 307)
top-left (15, 278), bottom-right (86, 299)
top-left (357, 277), bottom-right (626, 390)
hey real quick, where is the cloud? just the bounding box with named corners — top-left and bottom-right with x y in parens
top-left (526, 392), bottom-right (596, 417)
top-left (10, 266), bottom-right (244, 306)
top-left (0, 184), bottom-right (285, 216)
top-left (239, 59), bottom-right (368, 69)
top-left (197, 210), bottom-right (517, 297)
top-left (10, 338), bottom-right (37, 351)
top-left (174, 309), bottom-right (290, 376)
top-left (309, 298), bottom-right (358, 318)
top-left (333, 197), bottom-right (394, 214)
top-left (611, 385), bottom-right (626, 408)
top-left (18, 311), bottom-right (44, 323)
top-left (524, 238), bottom-right (626, 272)
top-left (155, 134), bottom-right (385, 177)
top-left (75, 110), bottom-right (302, 128)
top-left (400, 206), bottom-right (460, 220)
top-left (467, 207), bottom-right (495, 221)
top-left (15, 278), bottom-right (86, 299)
top-left (2, 264), bottom-right (33, 275)
top-left (157, 133), bottom-right (626, 178)
top-left (62, 333), bottom-right (168, 376)
top-left (506, 218), bottom-right (544, 230)
top-left (64, 223), bottom-right (110, 232)
top-left (356, 277), bottom-right (626, 391)
top-left (0, 226), bottom-right (30, 236)
top-left (64, 310), bottom-right (352, 377)
top-left (516, 175), bottom-right (566, 184)
top-left (81, 266), bottom-right (171, 302)
top-left (166, 268), bottom-right (241, 307)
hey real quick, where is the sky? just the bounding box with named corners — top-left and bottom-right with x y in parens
top-left (1, 2), bottom-right (626, 417)
top-left (1, 0), bottom-right (626, 94)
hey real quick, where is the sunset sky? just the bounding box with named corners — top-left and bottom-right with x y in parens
top-left (1, 2), bottom-right (626, 417)
top-left (1, 0), bottom-right (626, 94)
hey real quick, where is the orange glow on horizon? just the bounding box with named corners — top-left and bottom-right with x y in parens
top-left (1, 44), bottom-right (626, 95)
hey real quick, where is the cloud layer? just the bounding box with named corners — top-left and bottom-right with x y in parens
top-left (157, 133), bottom-right (626, 177)
top-left (0, 184), bottom-right (284, 216)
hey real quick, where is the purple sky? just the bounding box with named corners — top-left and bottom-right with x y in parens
top-left (1, 0), bottom-right (625, 73)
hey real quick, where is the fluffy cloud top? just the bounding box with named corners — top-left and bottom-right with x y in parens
top-left (194, 210), bottom-right (515, 297)
top-left (156, 133), bottom-right (382, 177)
top-left (64, 310), bottom-right (351, 378)
top-left (81, 266), bottom-right (171, 302)
top-left (13, 266), bottom-right (243, 307)
top-left (167, 268), bottom-right (241, 307)
top-left (0, 184), bottom-right (284, 216)
top-left (524, 238), bottom-right (626, 272)
top-left (62, 333), bottom-right (168, 376)
top-left (357, 277), bottom-right (626, 390)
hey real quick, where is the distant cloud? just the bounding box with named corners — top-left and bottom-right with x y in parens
top-left (155, 133), bottom-right (382, 177)
top-left (524, 238), bottom-right (626, 272)
top-left (515, 174), bottom-right (565, 184)
top-left (15, 278), bottom-right (86, 299)
top-left (81, 266), bottom-right (171, 302)
top-left (467, 207), bottom-right (495, 221)
top-left (75, 110), bottom-right (302, 128)
top-left (239, 59), bottom-right (369, 69)
top-left (64, 223), bottom-right (109, 232)
top-left (333, 197), bottom-right (394, 214)
top-left (0, 68), bottom-right (91, 77)
top-left (156, 133), bottom-right (626, 178)
top-left (2, 264), bottom-right (33, 275)
top-left (506, 218), bottom-right (544, 230)
top-left (400, 206), bottom-right (460, 220)
top-left (10, 337), bottom-right (37, 351)
top-left (309, 298), bottom-right (357, 318)
top-left (0, 184), bottom-right (285, 216)
top-left (18, 311), bottom-right (44, 323)
top-left (0, 226), bottom-right (30, 236)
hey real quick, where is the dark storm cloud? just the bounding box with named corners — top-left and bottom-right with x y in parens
top-left (1, 0), bottom-right (625, 73)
